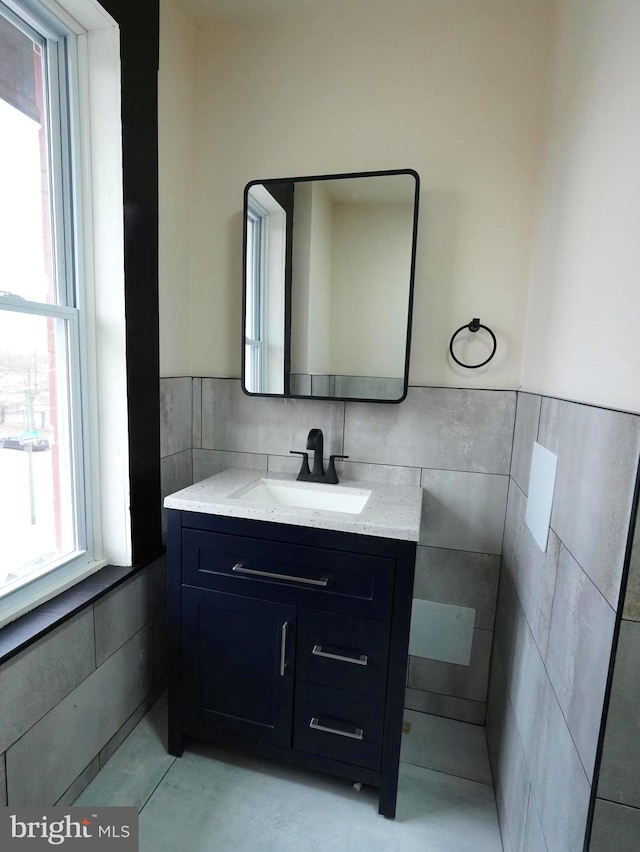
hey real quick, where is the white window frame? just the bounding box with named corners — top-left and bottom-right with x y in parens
top-left (0, 0), bottom-right (130, 628)
top-left (245, 198), bottom-right (266, 392)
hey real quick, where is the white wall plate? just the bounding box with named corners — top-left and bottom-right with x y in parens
top-left (525, 441), bottom-right (558, 552)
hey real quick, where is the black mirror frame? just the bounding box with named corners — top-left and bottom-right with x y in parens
top-left (241, 167), bottom-right (419, 404)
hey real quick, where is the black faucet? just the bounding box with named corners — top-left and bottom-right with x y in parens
top-left (307, 428), bottom-right (325, 477)
top-left (290, 428), bottom-right (348, 484)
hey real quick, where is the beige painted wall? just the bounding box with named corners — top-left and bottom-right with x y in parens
top-left (158, 0), bottom-right (195, 377)
top-left (185, 0), bottom-right (553, 386)
top-left (292, 181), bottom-right (333, 375)
top-left (521, 0), bottom-right (640, 413)
top-left (330, 202), bottom-right (413, 377)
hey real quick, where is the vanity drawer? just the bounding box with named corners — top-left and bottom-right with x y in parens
top-left (293, 682), bottom-right (384, 770)
top-left (182, 529), bottom-right (394, 619)
top-left (297, 608), bottom-right (389, 697)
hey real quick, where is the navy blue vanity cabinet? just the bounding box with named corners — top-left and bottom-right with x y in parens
top-left (166, 509), bottom-right (416, 819)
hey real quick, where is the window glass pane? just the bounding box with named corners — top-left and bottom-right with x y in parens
top-left (0, 309), bottom-right (79, 594)
top-left (0, 13), bottom-right (57, 304)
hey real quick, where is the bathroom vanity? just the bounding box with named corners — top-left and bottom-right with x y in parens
top-left (165, 468), bottom-right (421, 818)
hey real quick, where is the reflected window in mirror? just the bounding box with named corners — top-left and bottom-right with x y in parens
top-left (244, 186), bottom-right (287, 394)
top-left (242, 169), bottom-right (419, 403)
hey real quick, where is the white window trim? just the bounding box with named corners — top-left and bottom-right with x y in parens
top-left (0, 0), bottom-right (131, 628)
top-left (246, 199), bottom-right (266, 391)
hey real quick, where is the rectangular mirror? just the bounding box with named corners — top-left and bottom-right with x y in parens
top-left (242, 169), bottom-right (419, 403)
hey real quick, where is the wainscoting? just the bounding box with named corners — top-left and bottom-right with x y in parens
top-left (0, 558), bottom-right (167, 806)
top-left (487, 393), bottom-right (640, 851)
top-left (590, 499), bottom-right (640, 850)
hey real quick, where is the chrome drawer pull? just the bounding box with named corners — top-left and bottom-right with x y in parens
top-left (232, 563), bottom-right (329, 587)
top-left (309, 717), bottom-right (363, 741)
top-left (312, 645), bottom-right (368, 666)
top-left (280, 622), bottom-right (288, 677)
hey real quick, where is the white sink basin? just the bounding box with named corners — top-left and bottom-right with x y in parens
top-left (233, 479), bottom-right (371, 515)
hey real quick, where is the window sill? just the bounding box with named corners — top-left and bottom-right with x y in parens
top-left (0, 547), bottom-right (165, 665)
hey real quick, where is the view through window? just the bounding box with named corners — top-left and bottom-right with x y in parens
top-left (0, 2), bottom-right (87, 601)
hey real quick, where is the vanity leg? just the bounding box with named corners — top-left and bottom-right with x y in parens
top-left (378, 770), bottom-right (399, 819)
top-left (167, 688), bottom-right (184, 757)
top-left (168, 716), bottom-right (184, 757)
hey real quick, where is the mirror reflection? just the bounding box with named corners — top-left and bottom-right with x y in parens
top-left (242, 169), bottom-right (419, 402)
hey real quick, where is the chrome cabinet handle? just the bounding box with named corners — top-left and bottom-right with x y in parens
top-left (312, 644), bottom-right (368, 666)
top-left (280, 622), bottom-right (288, 677)
top-left (232, 563), bottom-right (329, 587)
top-left (309, 717), bottom-right (363, 741)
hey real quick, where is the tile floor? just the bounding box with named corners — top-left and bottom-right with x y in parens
top-left (74, 696), bottom-right (503, 851)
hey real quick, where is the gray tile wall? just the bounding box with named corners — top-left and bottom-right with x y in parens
top-left (538, 398), bottom-right (640, 609)
top-left (623, 522), bottom-right (640, 621)
top-left (0, 752), bottom-right (6, 806)
top-left (0, 609), bottom-right (96, 755)
top-left (161, 377), bottom-right (515, 724)
top-left (590, 799), bottom-right (640, 852)
top-left (598, 620), bottom-right (640, 806)
top-left (487, 393), bottom-right (640, 852)
top-left (160, 377), bottom-right (192, 458)
top-left (590, 497), bottom-right (640, 851)
top-left (160, 377), bottom-right (194, 535)
top-left (0, 556), bottom-right (167, 806)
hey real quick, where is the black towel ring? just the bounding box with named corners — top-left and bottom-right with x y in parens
top-left (449, 318), bottom-right (497, 369)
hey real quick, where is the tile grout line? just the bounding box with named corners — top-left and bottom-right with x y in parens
top-left (595, 794), bottom-right (640, 811)
top-left (138, 757), bottom-right (178, 815)
top-left (508, 476), bottom-right (616, 614)
top-left (398, 758), bottom-right (493, 788)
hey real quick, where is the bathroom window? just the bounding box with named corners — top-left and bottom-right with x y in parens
top-left (0, 0), bottom-right (98, 621)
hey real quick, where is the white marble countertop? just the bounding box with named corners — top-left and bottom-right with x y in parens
top-left (164, 468), bottom-right (422, 541)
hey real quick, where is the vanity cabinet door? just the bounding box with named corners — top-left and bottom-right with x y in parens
top-left (181, 586), bottom-right (296, 747)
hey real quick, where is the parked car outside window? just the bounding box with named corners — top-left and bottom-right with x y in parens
top-left (0, 435), bottom-right (50, 451)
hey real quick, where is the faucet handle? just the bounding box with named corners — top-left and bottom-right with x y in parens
top-left (290, 450), bottom-right (310, 476)
top-left (326, 454), bottom-right (349, 483)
